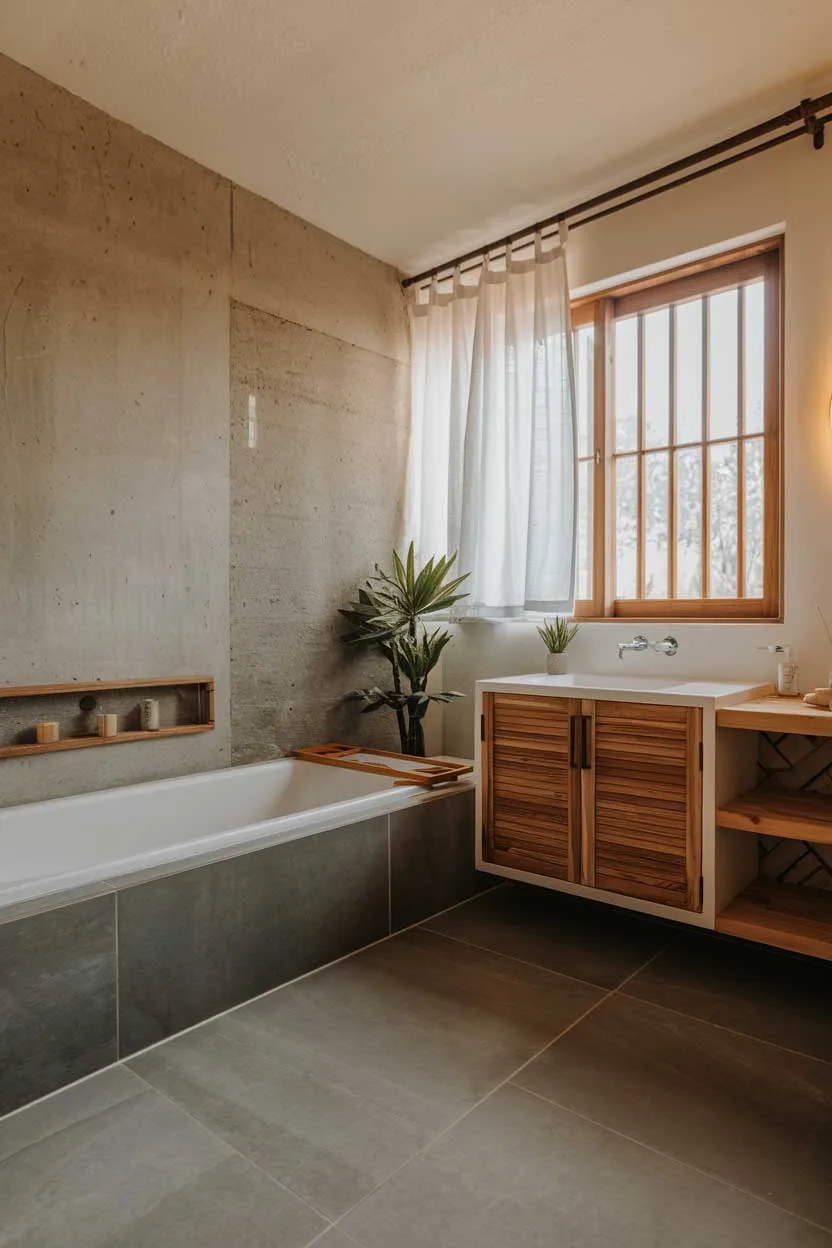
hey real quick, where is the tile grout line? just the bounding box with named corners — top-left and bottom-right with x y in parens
top-left (417, 923), bottom-right (633, 993)
top-left (325, 949), bottom-right (653, 1233)
top-left (386, 814), bottom-right (392, 935)
top-left (114, 891), bottom-right (120, 1060)
top-left (425, 920), bottom-right (832, 1069)
top-left (511, 1080), bottom-right (832, 1237)
top-left (127, 1064), bottom-right (337, 1229)
top-left (615, 985), bottom-right (832, 1068)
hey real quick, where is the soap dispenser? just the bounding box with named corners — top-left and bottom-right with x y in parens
top-left (758, 645), bottom-right (800, 697)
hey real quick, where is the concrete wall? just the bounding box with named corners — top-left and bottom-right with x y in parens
top-left (0, 54), bottom-right (409, 805)
top-left (229, 301), bottom-right (408, 763)
top-left (444, 135), bottom-right (832, 757)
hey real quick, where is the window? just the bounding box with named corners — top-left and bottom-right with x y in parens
top-left (572, 240), bottom-right (782, 620)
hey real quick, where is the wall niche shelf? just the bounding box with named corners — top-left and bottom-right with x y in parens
top-left (716, 879), bottom-right (832, 960)
top-left (0, 676), bottom-right (214, 760)
top-left (715, 696), bottom-right (832, 961)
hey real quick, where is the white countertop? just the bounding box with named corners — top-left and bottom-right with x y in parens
top-left (476, 673), bottom-right (774, 708)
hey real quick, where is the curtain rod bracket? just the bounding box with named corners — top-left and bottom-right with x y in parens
top-left (801, 98), bottom-right (825, 149)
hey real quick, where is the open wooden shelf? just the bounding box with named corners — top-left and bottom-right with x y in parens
top-left (0, 723), bottom-right (214, 760)
top-left (716, 879), bottom-right (832, 960)
top-left (717, 695), bottom-right (832, 736)
top-left (717, 787), bottom-right (832, 845)
top-left (0, 675), bottom-right (214, 759)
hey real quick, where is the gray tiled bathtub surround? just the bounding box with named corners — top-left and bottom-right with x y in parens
top-left (1, 787), bottom-right (492, 1114)
top-left (118, 814), bottom-right (390, 1055)
top-left (0, 1065), bottom-right (326, 1247)
top-left (0, 893), bottom-right (117, 1116)
top-left (389, 787), bottom-right (492, 931)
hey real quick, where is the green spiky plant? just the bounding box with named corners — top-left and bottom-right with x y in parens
top-left (537, 616), bottom-right (579, 653)
top-left (341, 544), bottom-right (470, 756)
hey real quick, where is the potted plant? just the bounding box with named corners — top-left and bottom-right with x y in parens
top-left (537, 616), bottom-right (578, 675)
top-left (341, 544), bottom-right (470, 756)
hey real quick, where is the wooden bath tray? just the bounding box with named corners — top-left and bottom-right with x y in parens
top-left (291, 743), bottom-right (472, 788)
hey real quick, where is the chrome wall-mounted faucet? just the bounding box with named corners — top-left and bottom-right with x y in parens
top-left (618, 635), bottom-right (648, 659)
top-left (618, 634), bottom-right (679, 660)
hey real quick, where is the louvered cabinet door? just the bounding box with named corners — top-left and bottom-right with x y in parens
top-left (482, 692), bottom-right (581, 881)
top-left (584, 701), bottom-right (703, 910)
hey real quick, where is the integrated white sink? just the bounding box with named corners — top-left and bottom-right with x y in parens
top-left (478, 672), bottom-right (774, 707)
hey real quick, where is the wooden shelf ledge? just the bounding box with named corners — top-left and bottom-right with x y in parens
top-left (716, 879), bottom-right (832, 960)
top-left (717, 787), bottom-right (832, 845)
top-left (0, 723), bottom-right (214, 760)
top-left (717, 696), bottom-right (832, 737)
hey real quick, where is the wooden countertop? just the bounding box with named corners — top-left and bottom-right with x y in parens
top-left (716, 694), bottom-right (832, 736)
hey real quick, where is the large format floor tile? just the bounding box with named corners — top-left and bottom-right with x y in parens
top-left (515, 991), bottom-right (832, 1229)
top-left (424, 882), bottom-right (667, 988)
top-left (0, 1066), bottom-right (327, 1248)
top-left (129, 927), bottom-right (602, 1218)
top-left (623, 931), bottom-right (832, 1060)
top-left (339, 1082), bottom-right (831, 1248)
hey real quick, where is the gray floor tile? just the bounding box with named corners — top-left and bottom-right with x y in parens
top-left (129, 927), bottom-right (601, 1218)
top-left (424, 882), bottom-right (667, 988)
top-left (515, 992), bottom-right (832, 1229)
top-left (310, 1231), bottom-right (365, 1247)
top-left (340, 1083), bottom-right (831, 1248)
top-left (0, 893), bottom-right (117, 1115)
top-left (0, 1064), bottom-right (326, 1248)
top-left (624, 931), bottom-right (832, 1061)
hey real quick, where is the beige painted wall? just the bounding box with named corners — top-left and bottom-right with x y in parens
top-left (444, 136), bottom-right (832, 757)
top-left (0, 54), bottom-right (408, 805)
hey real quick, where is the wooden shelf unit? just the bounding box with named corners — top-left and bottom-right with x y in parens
top-left (717, 787), bottom-right (832, 845)
top-left (0, 676), bottom-right (214, 760)
top-left (716, 879), bottom-right (832, 960)
top-left (717, 695), bottom-right (832, 736)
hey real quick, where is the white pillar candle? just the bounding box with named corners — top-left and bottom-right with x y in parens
top-left (36, 721), bottom-right (60, 744)
top-left (97, 713), bottom-right (118, 738)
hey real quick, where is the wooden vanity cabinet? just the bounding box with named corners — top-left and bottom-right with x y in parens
top-left (482, 693), bottom-right (703, 911)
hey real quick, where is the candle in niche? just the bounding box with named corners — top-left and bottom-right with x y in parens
top-left (140, 698), bottom-right (160, 731)
top-left (97, 713), bottom-right (118, 738)
top-left (36, 721), bottom-right (60, 744)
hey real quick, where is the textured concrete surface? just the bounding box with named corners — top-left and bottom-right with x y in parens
top-left (230, 301), bottom-right (408, 763)
top-left (0, 54), bottom-right (408, 804)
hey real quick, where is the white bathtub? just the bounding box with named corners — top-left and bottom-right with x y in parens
top-left (0, 759), bottom-right (432, 909)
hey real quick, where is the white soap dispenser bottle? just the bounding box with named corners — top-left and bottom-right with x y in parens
top-left (758, 644), bottom-right (800, 696)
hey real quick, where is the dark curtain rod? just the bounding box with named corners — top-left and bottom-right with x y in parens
top-left (402, 90), bottom-right (832, 290)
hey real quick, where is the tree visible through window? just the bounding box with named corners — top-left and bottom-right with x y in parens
top-left (572, 241), bottom-right (781, 620)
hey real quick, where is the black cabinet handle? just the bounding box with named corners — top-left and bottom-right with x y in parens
top-left (581, 715), bottom-right (592, 770)
top-left (569, 714), bottom-right (578, 769)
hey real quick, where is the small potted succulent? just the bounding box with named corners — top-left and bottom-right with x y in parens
top-left (537, 617), bottom-right (578, 675)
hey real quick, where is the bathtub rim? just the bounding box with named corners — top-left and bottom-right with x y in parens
top-left (0, 759), bottom-right (475, 921)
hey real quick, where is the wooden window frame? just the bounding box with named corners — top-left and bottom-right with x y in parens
top-left (571, 239), bottom-right (782, 622)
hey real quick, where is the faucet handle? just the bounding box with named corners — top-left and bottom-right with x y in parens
top-left (652, 635), bottom-right (679, 657)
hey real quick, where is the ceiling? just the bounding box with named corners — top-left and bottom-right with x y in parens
top-left (2, 1), bottom-right (831, 275)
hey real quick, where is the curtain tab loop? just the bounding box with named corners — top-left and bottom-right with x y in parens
top-left (453, 264), bottom-right (462, 296)
top-left (429, 275), bottom-right (439, 306)
top-left (557, 218), bottom-right (569, 247)
top-left (534, 230), bottom-right (543, 263)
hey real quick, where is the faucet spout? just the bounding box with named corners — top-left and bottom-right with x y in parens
top-left (618, 634), bottom-right (649, 660)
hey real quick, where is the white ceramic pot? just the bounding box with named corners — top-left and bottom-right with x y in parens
top-left (545, 652), bottom-right (567, 675)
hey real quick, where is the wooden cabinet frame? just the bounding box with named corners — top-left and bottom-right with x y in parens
top-left (483, 693), bottom-right (703, 912)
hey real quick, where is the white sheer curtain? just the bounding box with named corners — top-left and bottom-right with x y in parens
top-left (405, 231), bottom-right (577, 616)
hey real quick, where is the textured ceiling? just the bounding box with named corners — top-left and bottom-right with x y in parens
top-left (2, 0), bottom-right (831, 274)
